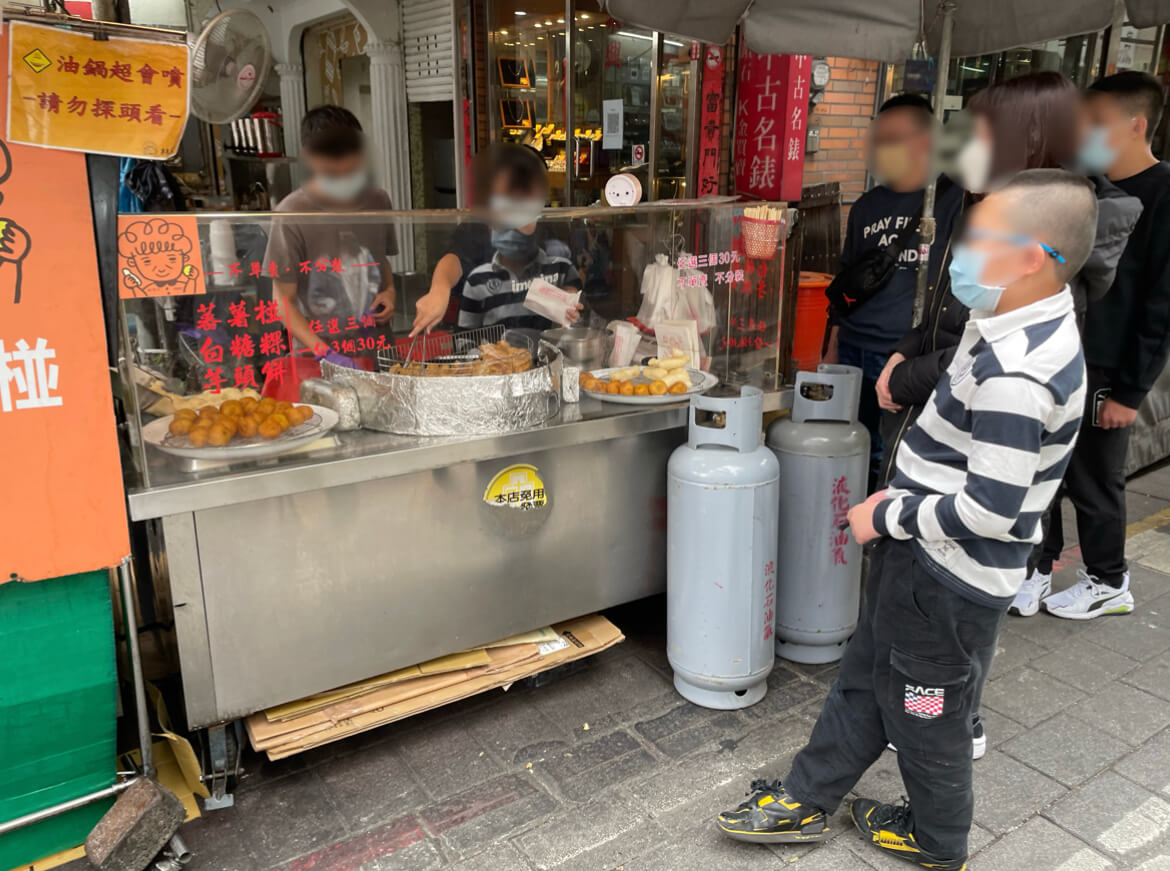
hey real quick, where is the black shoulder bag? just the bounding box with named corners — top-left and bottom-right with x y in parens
top-left (824, 217), bottom-right (920, 324)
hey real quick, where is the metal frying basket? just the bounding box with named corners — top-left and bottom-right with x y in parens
top-left (376, 324), bottom-right (508, 371)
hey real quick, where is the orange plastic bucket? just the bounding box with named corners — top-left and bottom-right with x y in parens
top-left (793, 271), bottom-right (833, 372)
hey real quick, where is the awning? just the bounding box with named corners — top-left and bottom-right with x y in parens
top-left (602, 0), bottom-right (1165, 63)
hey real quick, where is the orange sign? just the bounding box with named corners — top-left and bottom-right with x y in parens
top-left (7, 21), bottom-right (189, 158)
top-left (0, 25), bottom-right (130, 582)
top-left (117, 215), bottom-right (205, 298)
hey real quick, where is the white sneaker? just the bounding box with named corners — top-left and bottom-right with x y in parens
top-left (1010, 569), bottom-right (1052, 617)
top-left (1042, 570), bottom-right (1134, 620)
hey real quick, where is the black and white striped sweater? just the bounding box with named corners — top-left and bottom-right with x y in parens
top-left (874, 289), bottom-right (1087, 608)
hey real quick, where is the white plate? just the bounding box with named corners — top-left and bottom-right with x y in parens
top-left (581, 368), bottom-right (719, 405)
top-left (142, 404), bottom-right (340, 461)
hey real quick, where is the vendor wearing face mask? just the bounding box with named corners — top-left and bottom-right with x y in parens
top-left (823, 94), bottom-right (962, 490)
top-left (265, 105), bottom-right (398, 368)
top-left (454, 144), bottom-right (582, 331)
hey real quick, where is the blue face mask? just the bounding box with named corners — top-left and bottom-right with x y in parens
top-left (491, 227), bottom-right (539, 259)
top-left (1077, 126), bottom-right (1118, 175)
top-left (948, 243), bottom-right (1006, 312)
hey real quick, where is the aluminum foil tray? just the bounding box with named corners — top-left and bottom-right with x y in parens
top-left (321, 342), bottom-right (563, 436)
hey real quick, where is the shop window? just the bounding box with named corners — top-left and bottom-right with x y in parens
top-left (486, 0), bottom-right (570, 203)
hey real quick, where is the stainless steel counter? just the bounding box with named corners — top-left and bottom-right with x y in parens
top-left (135, 388), bottom-right (792, 728)
top-left (128, 389), bottom-right (791, 521)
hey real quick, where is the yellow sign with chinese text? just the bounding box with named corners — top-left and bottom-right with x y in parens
top-left (7, 21), bottom-right (189, 158)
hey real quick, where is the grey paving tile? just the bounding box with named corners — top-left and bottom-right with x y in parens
top-left (986, 631), bottom-right (1048, 681)
top-left (999, 712), bottom-right (1131, 787)
top-left (528, 655), bottom-right (675, 736)
top-left (525, 729), bottom-right (658, 802)
top-left (971, 750), bottom-right (1068, 835)
top-left (420, 773), bottom-right (557, 858)
top-left (981, 668), bottom-right (1085, 728)
top-left (1002, 609), bottom-right (1090, 652)
top-left (634, 701), bottom-right (747, 759)
top-left (448, 843), bottom-right (535, 871)
top-left (392, 715), bottom-right (506, 801)
top-left (1084, 609), bottom-right (1170, 662)
top-left (1030, 638), bottom-right (1142, 692)
top-left (768, 839), bottom-right (858, 870)
top-left (620, 824), bottom-right (789, 870)
top-left (315, 740), bottom-right (427, 833)
top-left (1113, 728), bottom-right (1170, 797)
top-left (231, 769), bottom-right (348, 869)
top-left (1124, 563), bottom-right (1170, 602)
top-left (466, 696), bottom-right (575, 767)
top-left (513, 789), bottom-right (662, 869)
top-left (1122, 650), bottom-right (1170, 702)
top-left (970, 815), bottom-right (1115, 871)
top-left (1132, 857), bottom-right (1170, 871)
top-left (1045, 770), bottom-right (1170, 863)
top-left (1069, 682), bottom-right (1170, 746)
top-left (173, 807), bottom-right (262, 871)
top-left (740, 672), bottom-right (828, 722)
top-left (974, 707), bottom-right (1027, 749)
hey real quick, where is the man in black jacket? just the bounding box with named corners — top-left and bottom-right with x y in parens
top-left (1026, 71), bottom-right (1170, 620)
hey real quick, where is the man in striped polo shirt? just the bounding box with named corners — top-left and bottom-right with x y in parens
top-left (717, 170), bottom-right (1097, 870)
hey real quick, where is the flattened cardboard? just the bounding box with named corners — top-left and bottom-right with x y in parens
top-left (252, 615), bottom-right (623, 760)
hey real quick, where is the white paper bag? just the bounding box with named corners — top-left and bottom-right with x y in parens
top-left (523, 277), bottom-right (581, 327)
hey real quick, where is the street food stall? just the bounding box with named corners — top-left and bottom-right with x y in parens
top-left (118, 200), bottom-right (793, 747)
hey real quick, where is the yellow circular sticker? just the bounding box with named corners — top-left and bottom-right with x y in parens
top-left (483, 464), bottom-right (548, 510)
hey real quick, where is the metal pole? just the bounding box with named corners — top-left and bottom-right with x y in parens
top-left (912, 0), bottom-right (955, 327)
top-left (563, 0), bottom-right (575, 207)
top-left (118, 556), bottom-right (155, 779)
top-left (648, 32), bottom-right (663, 200)
top-left (0, 780), bottom-right (137, 837)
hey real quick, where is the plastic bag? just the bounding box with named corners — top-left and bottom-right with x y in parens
top-left (635, 254), bottom-right (677, 328)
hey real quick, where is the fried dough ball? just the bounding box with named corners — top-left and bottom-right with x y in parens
top-left (168, 416), bottom-right (194, 436)
top-left (578, 371), bottom-right (592, 386)
top-left (634, 383), bottom-right (650, 396)
top-left (294, 405), bottom-right (314, 423)
top-left (219, 399), bottom-right (243, 418)
top-left (240, 397), bottom-right (258, 413)
top-left (198, 405), bottom-right (218, 419)
top-left (207, 423), bottom-right (232, 446)
top-left (257, 398), bottom-right (276, 416)
top-left (269, 412), bottom-right (291, 431)
top-left (236, 415), bottom-right (259, 438)
top-left (582, 378), bottom-right (601, 393)
top-left (668, 381), bottom-right (688, 394)
top-left (258, 418), bottom-right (283, 440)
top-left (620, 381), bottom-right (635, 396)
top-left (191, 415), bottom-right (213, 431)
top-left (275, 401), bottom-right (294, 414)
top-left (174, 408), bottom-right (197, 422)
top-left (649, 380), bottom-right (668, 395)
top-left (218, 416), bottom-right (239, 437)
top-left (605, 381), bottom-right (622, 395)
top-left (187, 427), bottom-right (210, 447)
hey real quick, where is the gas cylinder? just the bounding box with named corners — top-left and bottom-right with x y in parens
top-left (766, 365), bottom-right (869, 664)
top-left (667, 386), bottom-right (779, 709)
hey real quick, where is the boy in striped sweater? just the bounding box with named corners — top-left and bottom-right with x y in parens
top-left (716, 170), bottom-right (1097, 870)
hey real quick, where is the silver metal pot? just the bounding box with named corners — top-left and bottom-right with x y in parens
top-left (541, 327), bottom-right (614, 369)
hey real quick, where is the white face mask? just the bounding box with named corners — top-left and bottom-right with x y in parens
top-left (956, 137), bottom-right (993, 194)
top-left (316, 170), bottom-right (369, 203)
top-left (489, 195), bottom-right (544, 230)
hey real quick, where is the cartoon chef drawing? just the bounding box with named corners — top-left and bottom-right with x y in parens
top-left (117, 218), bottom-right (201, 297)
top-left (0, 141), bottom-right (33, 304)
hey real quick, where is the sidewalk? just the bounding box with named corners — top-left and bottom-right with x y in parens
top-left (77, 470), bottom-right (1170, 871)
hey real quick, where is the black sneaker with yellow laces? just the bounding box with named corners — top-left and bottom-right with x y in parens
top-left (715, 780), bottom-right (829, 844)
top-left (849, 798), bottom-right (967, 870)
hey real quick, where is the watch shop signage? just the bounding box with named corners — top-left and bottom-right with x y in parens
top-left (734, 50), bottom-right (810, 202)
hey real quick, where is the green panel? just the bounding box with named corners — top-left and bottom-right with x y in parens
top-left (0, 570), bottom-right (117, 871)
